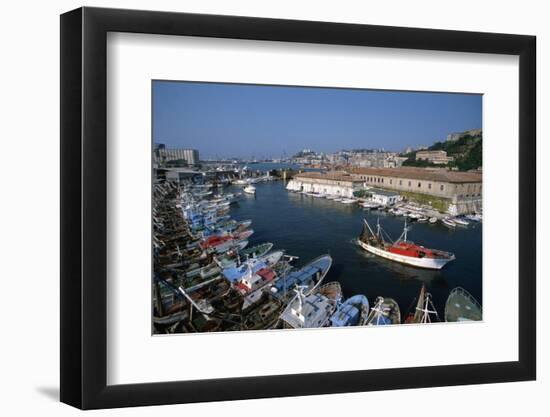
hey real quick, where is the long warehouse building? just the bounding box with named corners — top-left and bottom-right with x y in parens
top-left (349, 167), bottom-right (482, 215)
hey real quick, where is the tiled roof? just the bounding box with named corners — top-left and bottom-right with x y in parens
top-left (349, 167), bottom-right (482, 183)
top-left (294, 171), bottom-right (363, 182)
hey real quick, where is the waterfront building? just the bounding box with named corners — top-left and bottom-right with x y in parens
top-left (155, 147), bottom-right (200, 165)
top-left (286, 171), bottom-right (363, 197)
top-left (349, 167), bottom-right (482, 215)
top-left (165, 167), bottom-right (202, 183)
top-left (415, 150), bottom-right (453, 165)
top-left (368, 189), bottom-right (402, 206)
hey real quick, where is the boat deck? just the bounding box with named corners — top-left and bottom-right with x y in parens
top-left (445, 288), bottom-right (482, 321)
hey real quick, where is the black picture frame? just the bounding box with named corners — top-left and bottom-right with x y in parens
top-left (60, 6), bottom-right (536, 410)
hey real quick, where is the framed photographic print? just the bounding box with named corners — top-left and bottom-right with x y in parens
top-left (60, 6), bottom-right (536, 410)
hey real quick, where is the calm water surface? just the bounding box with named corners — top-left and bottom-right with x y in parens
top-left (227, 180), bottom-right (482, 319)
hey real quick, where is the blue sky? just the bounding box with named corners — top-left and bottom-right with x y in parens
top-left (153, 81), bottom-right (482, 159)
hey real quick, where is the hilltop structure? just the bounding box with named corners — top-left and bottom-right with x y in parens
top-left (446, 129), bottom-right (482, 142)
top-left (416, 150), bottom-right (454, 165)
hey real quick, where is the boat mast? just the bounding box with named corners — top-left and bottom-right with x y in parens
top-left (395, 219), bottom-right (408, 244)
top-left (416, 291), bottom-right (438, 323)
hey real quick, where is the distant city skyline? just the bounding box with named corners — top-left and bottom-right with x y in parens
top-left (153, 81), bottom-right (482, 159)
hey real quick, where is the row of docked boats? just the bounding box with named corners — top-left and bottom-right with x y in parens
top-left (382, 202), bottom-right (482, 228)
top-left (153, 179), bottom-right (481, 334)
top-left (290, 188), bottom-right (482, 228)
top-left (290, 189), bottom-right (359, 204)
top-left (278, 280), bottom-right (481, 329)
top-left (153, 180), bottom-right (348, 333)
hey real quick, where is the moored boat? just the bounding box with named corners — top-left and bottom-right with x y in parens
top-left (404, 284), bottom-right (440, 324)
top-left (223, 250), bottom-right (284, 282)
top-left (319, 281), bottom-right (343, 303)
top-left (357, 219), bottom-right (456, 270)
top-left (340, 198), bottom-right (357, 204)
top-left (214, 242), bottom-right (274, 269)
top-left (212, 239), bottom-right (248, 255)
top-left (442, 217), bottom-right (457, 228)
top-left (270, 254), bottom-right (332, 298)
top-left (365, 296), bottom-right (401, 325)
top-left (330, 294), bottom-right (370, 327)
top-left (453, 217), bottom-right (470, 227)
top-left (279, 285), bottom-right (337, 329)
top-left (445, 287), bottom-right (482, 322)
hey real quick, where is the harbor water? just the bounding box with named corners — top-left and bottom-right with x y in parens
top-left (227, 180), bottom-right (482, 319)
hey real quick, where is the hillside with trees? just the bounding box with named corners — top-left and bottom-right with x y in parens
top-left (401, 130), bottom-right (482, 171)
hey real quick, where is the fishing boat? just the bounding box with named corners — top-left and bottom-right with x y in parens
top-left (231, 219), bottom-right (253, 233)
top-left (223, 251), bottom-right (284, 283)
top-left (239, 296), bottom-right (285, 330)
top-left (442, 217), bottom-right (457, 228)
top-left (199, 235), bottom-right (234, 251)
top-left (270, 254), bottom-right (332, 298)
top-left (445, 287), bottom-right (482, 322)
top-left (234, 229), bottom-right (254, 241)
top-left (319, 281), bottom-right (343, 303)
top-left (209, 239), bottom-right (246, 255)
top-left (243, 184), bottom-right (256, 194)
top-left (357, 219), bottom-right (456, 269)
top-left (214, 242), bottom-right (273, 269)
top-left (241, 260), bottom-right (293, 310)
top-left (241, 241), bottom-right (272, 258)
top-left (279, 285), bottom-right (337, 329)
top-left (330, 294), bottom-right (370, 327)
top-left (404, 284), bottom-right (440, 323)
top-left (233, 265), bottom-right (278, 296)
top-left (365, 296), bottom-right (401, 325)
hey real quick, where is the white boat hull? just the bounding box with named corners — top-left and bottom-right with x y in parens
top-left (357, 240), bottom-right (454, 270)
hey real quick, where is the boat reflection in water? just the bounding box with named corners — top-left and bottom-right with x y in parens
top-left (355, 244), bottom-right (447, 287)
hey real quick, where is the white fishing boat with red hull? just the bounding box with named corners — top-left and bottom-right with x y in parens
top-left (357, 219), bottom-right (455, 270)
